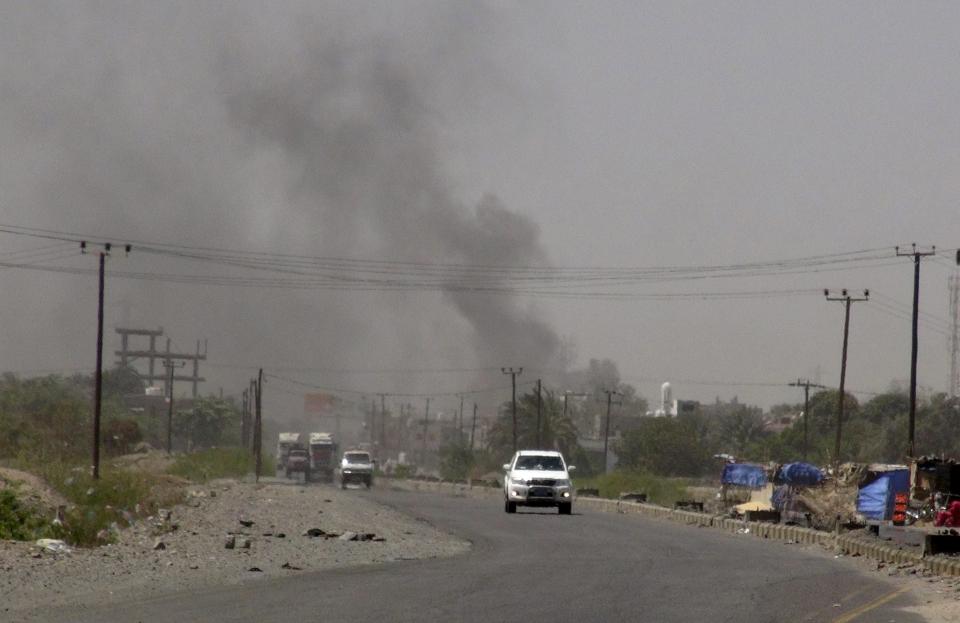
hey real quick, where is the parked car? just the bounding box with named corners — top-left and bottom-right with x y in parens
top-left (503, 450), bottom-right (575, 515)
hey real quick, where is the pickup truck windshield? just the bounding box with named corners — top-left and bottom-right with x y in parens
top-left (515, 456), bottom-right (564, 471)
top-left (344, 453), bottom-right (370, 464)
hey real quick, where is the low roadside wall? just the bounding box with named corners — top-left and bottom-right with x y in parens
top-left (385, 479), bottom-right (960, 577)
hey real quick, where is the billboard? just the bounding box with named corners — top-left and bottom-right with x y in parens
top-left (304, 392), bottom-right (336, 415)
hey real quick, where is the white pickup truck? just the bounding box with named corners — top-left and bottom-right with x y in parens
top-left (339, 450), bottom-right (374, 489)
top-left (503, 450), bottom-right (576, 515)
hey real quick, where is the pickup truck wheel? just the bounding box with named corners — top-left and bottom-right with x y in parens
top-left (558, 503), bottom-right (572, 515)
top-left (505, 500), bottom-right (517, 514)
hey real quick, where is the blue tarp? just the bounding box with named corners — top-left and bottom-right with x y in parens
top-left (721, 463), bottom-right (767, 488)
top-left (856, 469), bottom-right (910, 521)
top-left (776, 462), bottom-right (825, 486)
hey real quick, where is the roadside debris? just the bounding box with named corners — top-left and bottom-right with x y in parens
top-left (35, 539), bottom-right (70, 553)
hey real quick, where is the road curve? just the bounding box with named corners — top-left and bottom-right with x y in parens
top-left (37, 486), bottom-right (919, 623)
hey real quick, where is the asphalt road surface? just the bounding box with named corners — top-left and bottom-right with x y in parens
top-left (39, 487), bottom-right (920, 623)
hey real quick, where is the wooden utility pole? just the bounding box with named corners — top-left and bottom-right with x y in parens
top-left (535, 379), bottom-right (543, 449)
top-left (789, 379), bottom-right (826, 461)
top-left (240, 388), bottom-right (249, 449)
top-left (254, 369), bottom-right (263, 482)
top-left (600, 389), bottom-right (623, 474)
top-left (458, 394), bottom-right (465, 445)
top-left (380, 394), bottom-right (387, 453)
top-left (896, 244), bottom-right (935, 458)
top-left (501, 368), bottom-right (522, 453)
top-left (824, 289), bottom-right (869, 467)
top-left (162, 360), bottom-right (185, 455)
top-left (82, 240), bottom-right (130, 479)
top-left (92, 249), bottom-right (105, 479)
top-left (470, 403), bottom-right (478, 451)
top-left (421, 397), bottom-right (431, 466)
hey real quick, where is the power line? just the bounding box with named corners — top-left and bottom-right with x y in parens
top-left (264, 371), bottom-right (535, 399)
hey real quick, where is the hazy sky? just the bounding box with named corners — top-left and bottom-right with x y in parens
top-left (1, 1), bottom-right (958, 418)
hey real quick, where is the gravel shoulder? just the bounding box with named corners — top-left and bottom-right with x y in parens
top-left (0, 479), bottom-right (468, 620)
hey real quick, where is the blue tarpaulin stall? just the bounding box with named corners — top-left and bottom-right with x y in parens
top-left (856, 469), bottom-right (910, 521)
top-left (775, 462), bottom-right (825, 486)
top-left (721, 463), bottom-right (767, 488)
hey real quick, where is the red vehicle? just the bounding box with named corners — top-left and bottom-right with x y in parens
top-left (284, 446), bottom-right (310, 480)
top-left (307, 432), bottom-right (338, 483)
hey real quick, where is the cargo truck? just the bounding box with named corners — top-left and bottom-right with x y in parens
top-left (307, 432), bottom-right (338, 483)
top-left (276, 432), bottom-right (302, 477)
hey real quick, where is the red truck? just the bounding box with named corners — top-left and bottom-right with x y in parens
top-left (283, 445), bottom-right (310, 480)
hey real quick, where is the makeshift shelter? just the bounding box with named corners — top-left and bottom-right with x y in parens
top-left (856, 467), bottom-right (909, 521)
top-left (721, 463), bottom-right (767, 488)
top-left (774, 462), bottom-right (824, 487)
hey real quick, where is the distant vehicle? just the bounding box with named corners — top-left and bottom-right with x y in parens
top-left (276, 432), bottom-right (302, 477)
top-left (340, 450), bottom-right (374, 489)
top-left (284, 446), bottom-right (310, 479)
top-left (502, 450), bottom-right (576, 515)
top-left (307, 432), bottom-right (338, 483)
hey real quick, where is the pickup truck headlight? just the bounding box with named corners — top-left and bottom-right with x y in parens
top-left (554, 479), bottom-right (571, 488)
top-left (510, 476), bottom-right (528, 485)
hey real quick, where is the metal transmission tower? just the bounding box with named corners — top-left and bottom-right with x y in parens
top-left (895, 244), bottom-right (935, 458)
top-left (824, 289), bottom-right (869, 467)
top-left (950, 271), bottom-right (960, 398)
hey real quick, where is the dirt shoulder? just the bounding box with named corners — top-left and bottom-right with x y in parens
top-left (0, 479), bottom-right (468, 620)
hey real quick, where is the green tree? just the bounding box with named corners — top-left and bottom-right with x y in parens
top-left (486, 388), bottom-right (580, 462)
top-left (616, 417), bottom-right (713, 477)
top-left (438, 441), bottom-right (474, 481)
top-left (173, 397), bottom-right (240, 450)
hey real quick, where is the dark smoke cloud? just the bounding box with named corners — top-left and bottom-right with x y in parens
top-left (0, 2), bottom-right (560, 400)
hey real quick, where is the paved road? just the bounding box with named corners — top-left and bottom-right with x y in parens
top-left (41, 487), bottom-right (919, 623)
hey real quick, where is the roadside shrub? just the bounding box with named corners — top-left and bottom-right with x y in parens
top-left (102, 418), bottom-right (143, 456)
top-left (574, 470), bottom-right (692, 506)
top-left (0, 488), bottom-right (52, 540)
top-left (12, 461), bottom-right (183, 546)
top-left (168, 447), bottom-right (256, 483)
top-left (392, 464), bottom-right (415, 479)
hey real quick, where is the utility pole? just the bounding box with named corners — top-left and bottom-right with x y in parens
top-left (81, 240), bottom-right (130, 479)
top-left (951, 250), bottom-right (960, 397)
top-left (824, 289), bottom-right (869, 467)
top-left (254, 369), bottom-right (263, 482)
top-left (240, 388), bottom-right (249, 449)
top-left (421, 397), bottom-right (431, 466)
top-left (458, 394), bottom-right (465, 445)
top-left (896, 244), bottom-right (935, 458)
top-left (249, 378), bottom-right (257, 452)
top-left (470, 403), bottom-right (478, 451)
top-left (535, 379), bottom-right (543, 449)
top-left (788, 379), bottom-right (826, 461)
top-left (162, 360), bottom-right (185, 455)
top-left (501, 367), bottom-right (522, 453)
top-left (599, 389), bottom-right (623, 474)
top-left (380, 394), bottom-right (387, 454)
